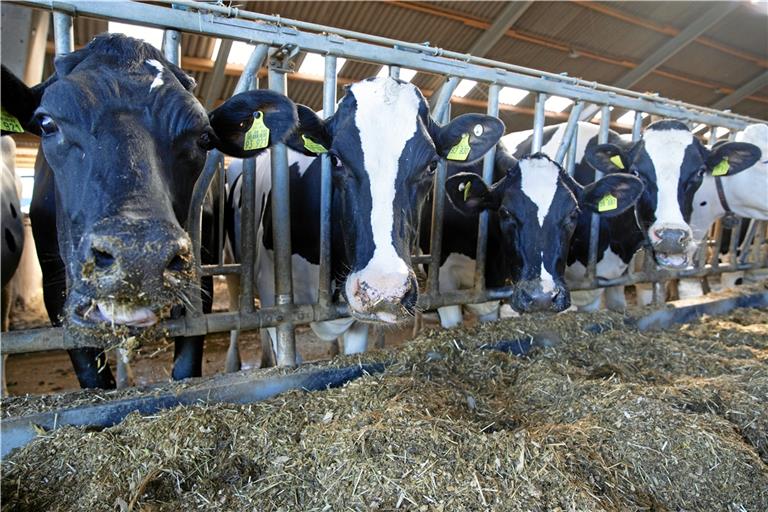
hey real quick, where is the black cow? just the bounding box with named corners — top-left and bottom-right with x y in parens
top-left (421, 148), bottom-right (642, 327)
top-left (1, 34), bottom-right (298, 388)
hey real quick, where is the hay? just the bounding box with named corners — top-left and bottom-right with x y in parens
top-left (2, 308), bottom-right (767, 511)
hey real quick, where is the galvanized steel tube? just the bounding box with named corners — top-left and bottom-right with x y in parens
top-left (473, 84), bottom-right (500, 292)
top-left (531, 92), bottom-right (547, 153)
top-left (554, 101), bottom-right (584, 165)
top-left (318, 55), bottom-right (337, 307)
top-left (586, 105), bottom-right (611, 283)
top-left (427, 105), bottom-right (451, 295)
top-left (52, 12), bottom-right (73, 56)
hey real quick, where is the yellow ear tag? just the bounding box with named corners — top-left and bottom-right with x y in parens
top-left (609, 154), bottom-right (624, 169)
top-left (0, 107), bottom-right (24, 133)
top-left (463, 180), bottom-right (473, 201)
top-left (302, 134), bottom-right (327, 154)
top-left (597, 193), bottom-right (618, 212)
top-left (243, 111), bottom-right (270, 151)
top-left (446, 133), bottom-right (471, 161)
top-left (712, 158), bottom-right (729, 177)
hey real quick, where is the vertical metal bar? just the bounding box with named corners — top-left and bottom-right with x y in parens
top-left (566, 125), bottom-right (578, 176)
top-left (531, 92), bottom-right (547, 152)
top-left (727, 219), bottom-right (743, 269)
top-left (427, 105), bottom-right (451, 295)
top-left (473, 84), bottom-right (500, 292)
top-left (318, 55), bottom-right (337, 308)
top-left (554, 101), bottom-right (584, 164)
top-left (632, 111), bottom-right (644, 141)
top-left (429, 76), bottom-right (460, 120)
top-left (738, 219), bottom-right (758, 266)
top-left (389, 65), bottom-right (400, 80)
top-left (162, 29), bottom-right (181, 65)
top-left (587, 105), bottom-right (611, 283)
top-left (52, 12), bottom-right (73, 56)
top-left (268, 64), bottom-right (296, 367)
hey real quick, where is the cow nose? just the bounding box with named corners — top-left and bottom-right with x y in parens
top-left (654, 228), bottom-right (690, 253)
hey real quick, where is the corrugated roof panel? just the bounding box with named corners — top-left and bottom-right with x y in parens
top-left (663, 45), bottom-right (760, 89)
top-left (432, 1), bottom-right (506, 21)
top-left (702, 4), bottom-right (768, 58)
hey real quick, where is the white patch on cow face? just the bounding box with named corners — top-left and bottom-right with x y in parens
top-left (146, 59), bottom-right (165, 91)
top-left (344, 78), bottom-right (421, 315)
top-left (519, 157), bottom-right (560, 288)
top-left (643, 128), bottom-right (693, 238)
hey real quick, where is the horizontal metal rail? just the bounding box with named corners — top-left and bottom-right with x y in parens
top-left (2, 0), bottom-right (766, 363)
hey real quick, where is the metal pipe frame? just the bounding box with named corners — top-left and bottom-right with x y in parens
top-left (317, 55), bottom-right (337, 308)
top-left (3, 0), bottom-right (767, 360)
top-left (427, 104), bottom-right (451, 296)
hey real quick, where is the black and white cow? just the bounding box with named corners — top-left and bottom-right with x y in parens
top-left (1, 136), bottom-right (24, 331)
top-left (1, 34), bottom-right (298, 388)
top-left (678, 123), bottom-right (768, 299)
top-left (228, 77), bottom-right (504, 363)
top-left (502, 120), bottom-right (761, 311)
top-left (420, 147), bottom-right (642, 328)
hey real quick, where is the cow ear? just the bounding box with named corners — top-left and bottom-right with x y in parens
top-left (445, 172), bottom-right (502, 215)
top-left (581, 173), bottom-right (644, 218)
top-left (585, 143), bottom-right (628, 174)
top-left (434, 114), bottom-right (505, 164)
top-left (208, 90), bottom-right (298, 158)
top-left (285, 105), bottom-right (332, 156)
top-left (1, 65), bottom-right (52, 136)
top-left (704, 141), bottom-right (761, 177)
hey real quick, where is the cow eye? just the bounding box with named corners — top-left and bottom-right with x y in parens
top-left (498, 206), bottom-right (513, 220)
top-left (197, 130), bottom-right (213, 150)
top-left (39, 115), bottom-right (58, 136)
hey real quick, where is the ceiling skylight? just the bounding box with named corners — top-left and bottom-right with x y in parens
top-left (452, 79), bottom-right (478, 98)
top-left (544, 96), bottom-right (573, 112)
top-left (376, 66), bottom-right (418, 82)
top-left (108, 22), bottom-right (163, 50)
top-left (299, 53), bottom-right (347, 76)
top-left (498, 87), bottom-right (529, 105)
top-left (211, 39), bottom-right (258, 66)
top-left (615, 110), bottom-right (648, 125)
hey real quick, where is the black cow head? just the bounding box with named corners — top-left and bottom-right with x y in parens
top-left (1, 34), bottom-right (297, 333)
top-left (585, 120), bottom-right (760, 268)
top-left (447, 152), bottom-right (642, 312)
top-left (285, 77), bottom-right (504, 324)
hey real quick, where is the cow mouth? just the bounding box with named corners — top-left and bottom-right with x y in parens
top-left (654, 252), bottom-right (689, 269)
top-left (71, 297), bottom-right (159, 330)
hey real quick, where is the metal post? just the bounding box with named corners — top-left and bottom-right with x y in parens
top-left (429, 76), bottom-right (460, 120)
top-left (268, 58), bottom-right (297, 367)
top-left (587, 105), bottom-right (611, 284)
top-left (389, 65), bottom-right (400, 80)
top-left (531, 92), bottom-right (547, 152)
top-left (554, 101), bottom-right (584, 164)
top-left (427, 104), bottom-right (451, 295)
top-left (632, 111), bottom-right (644, 141)
top-left (565, 125), bottom-right (578, 176)
top-left (162, 29), bottom-right (181, 65)
top-left (318, 55), bottom-right (338, 308)
top-left (473, 84), bottom-right (500, 292)
top-left (52, 12), bottom-right (73, 56)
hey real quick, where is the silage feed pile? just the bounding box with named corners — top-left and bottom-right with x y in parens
top-left (2, 308), bottom-right (767, 512)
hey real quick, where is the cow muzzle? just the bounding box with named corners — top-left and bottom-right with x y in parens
top-left (345, 272), bottom-right (418, 324)
top-left (69, 218), bottom-right (195, 330)
top-left (651, 226), bottom-right (693, 268)
top-left (511, 281), bottom-right (569, 313)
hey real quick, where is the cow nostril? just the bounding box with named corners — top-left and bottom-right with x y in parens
top-left (92, 248), bottom-right (115, 269)
top-left (166, 253), bottom-right (188, 273)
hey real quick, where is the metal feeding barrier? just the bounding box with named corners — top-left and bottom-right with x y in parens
top-left (2, 0), bottom-right (766, 367)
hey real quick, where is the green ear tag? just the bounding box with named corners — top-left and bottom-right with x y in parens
top-left (598, 193), bottom-right (618, 212)
top-left (302, 134), bottom-right (327, 154)
top-left (462, 180), bottom-right (473, 201)
top-left (712, 158), bottom-right (729, 177)
top-left (243, 112), bottom-right (270, 151)
top-left (609, 154), bottom-right (624, 169)
top-left (0, 107), bottom-right (24, 133)
top-left (446, 133), bottom-right (471, 161)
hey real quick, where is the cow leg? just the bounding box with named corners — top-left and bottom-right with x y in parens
top-left (342, 322), bottom-right (369, 354)
top-left (172, 275), bottom-right (213, 380)
top-left (604, 286), bottom-right (627, 311)
top-left (437, 305), bottom-right (463, 329)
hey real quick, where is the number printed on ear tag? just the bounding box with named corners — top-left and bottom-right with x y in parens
top-left (712, 158), bottom-right (729, 177)
top-left (598, 193), bottom-right (618, 212)
top-left (243, 111), bottom-right (270, 151)
top-left (0, 107), bottom-right (24, 133)
top-left (446, 133), bottom-right (471, 161)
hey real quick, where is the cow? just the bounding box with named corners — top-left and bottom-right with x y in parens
top-left (499, 121), bottom-right (760, 311)
top-left (677, 123), bottom-right (768, 299)
top-left (0, 34), bottom-right (299, 388)
top-left (420, 148), bottom-right (643, 328)
top-left (227, 77), bottom-right (504, 366)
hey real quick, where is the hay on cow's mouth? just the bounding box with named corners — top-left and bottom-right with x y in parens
top-left (2, 306), bottom-right (767, 512)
